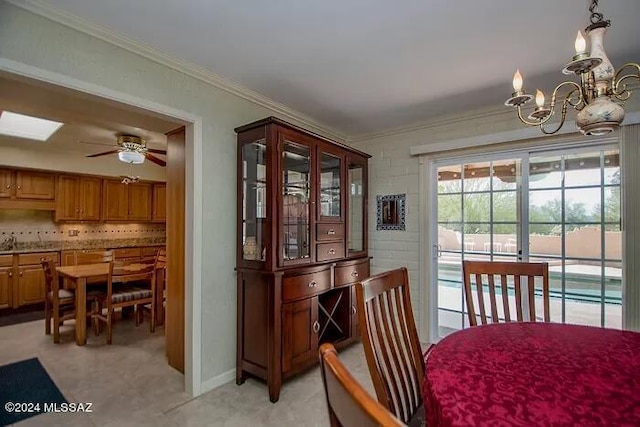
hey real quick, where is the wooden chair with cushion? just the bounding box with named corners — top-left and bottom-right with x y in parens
top-left (355, 267), bottom-right (428, 426)
top-left (462, 260), bottom-right (550, 326)
top-left (42, 259), bottom-right (75, 343)
top-left (93, 262), bottom-right (156, 344)
top-left (138, 248), bottom-right (166, 326)
top-left (75, 249), bottom-right (114, 265)
top-left (319, 343), bottom-right (405, 427)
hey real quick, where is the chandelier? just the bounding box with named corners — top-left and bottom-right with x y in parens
top-left (505, 0), bottom-right (639, 136)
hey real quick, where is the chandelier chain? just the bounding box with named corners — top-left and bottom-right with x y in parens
top-left (589, 0), bottom-right (604, 25)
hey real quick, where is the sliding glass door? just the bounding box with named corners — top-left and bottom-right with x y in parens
top-left (434, 145), bottom-right (621, 338)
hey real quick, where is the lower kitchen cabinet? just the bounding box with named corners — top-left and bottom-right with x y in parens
top-left (17, 265), bottom-right (46, 306)
top-left (0, 266), bottom-right (12, 309)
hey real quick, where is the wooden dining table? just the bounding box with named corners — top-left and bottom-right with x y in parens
top-left (423, 322), bottom-right (640, 426)
top-left (55, 262), bottom-right (155, 346)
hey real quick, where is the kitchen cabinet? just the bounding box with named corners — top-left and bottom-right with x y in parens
top-left (0, 256), bottom-right (13, 309)
top-left (0, 169), bottom-right (11, 198)
top-left (103, 180), bottom-right (153, 221)
top-left (235, 117), bottom-right (371, 402)
top-left (128, 183), bottom-right (152, 221)
top-left (103, 180), bottom-right (129, 221)
top-left (16, 252), bottom-right (59, 307)
top-left (152, 183), bottom-right (166, 222)
top-left (55, 175), bottom-right (102, 221)
top-left (15, 170), bottom-right (55, 200)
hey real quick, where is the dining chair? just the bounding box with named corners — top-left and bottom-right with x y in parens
top-left (75, 249), bottom-right (114, 265)
top-left (319, 343), bottom-right (405, 427)
top-left (93, 262), bottom-right (155, 344)
top-left (42, 259), bottom-right (76, 343)
top-left (355, 267), bottom-right (427, 426)
top-left (462, 260), bottom-right (550, 326)
top-left (138, 248), bottom-right (167, 326)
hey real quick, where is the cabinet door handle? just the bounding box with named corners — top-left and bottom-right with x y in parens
top-left (8, 271), bottom-right (12, 278)
top-left (328, 248), bottom-right (336, 255)
top-left (5, 184), bottom-right (9, 189)
top-left (350, 271), bottom-right (359, 277)
top-left (16, 185), bottom-right (21, 190)
top-left (351, 305), bottom-right (357, 315)
top-left (327, 229), bottom-right (336, 235)
top-left (308, 280), bottom-right (317, 288)
top-left (19, 271), bottom-right (23, 277)
top-left (313, 321), bottom-right (320, 333)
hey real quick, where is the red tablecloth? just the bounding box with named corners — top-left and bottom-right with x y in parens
top-left (423, 323), bottom-right (640, 426)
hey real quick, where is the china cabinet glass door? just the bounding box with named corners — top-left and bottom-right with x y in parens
top-left (282, 140), bottom-right (312, 262)
top-left (319, 152), bottom-right (342, 220)
top-left (348, 159), bottom-right (366, 255)
top-left (242, 140), bottom-right (267, 262)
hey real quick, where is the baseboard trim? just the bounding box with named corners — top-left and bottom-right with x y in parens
top-left (200, 369), bottom-right (236, 394)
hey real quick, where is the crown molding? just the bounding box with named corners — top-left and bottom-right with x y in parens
top-left (348, 106), bottom-right (509, 143)
top-left (7, 0), bottom-right (347, 142)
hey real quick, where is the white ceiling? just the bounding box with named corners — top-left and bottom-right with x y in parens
top-left (0, 72), bottom-right (179, 155)
top-left (39, 0), bottom-right (640, 136)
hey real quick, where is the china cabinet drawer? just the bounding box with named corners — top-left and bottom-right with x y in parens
top-left (316, 242), bottom-right (345, 262)
top-left (316, 223), bottom-right (344, 242)
top-left (335, 259), bottom-right (370, 287)
top-left (282, 269), bottom-right (331, 302)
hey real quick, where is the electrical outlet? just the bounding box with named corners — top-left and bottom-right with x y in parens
top-left (68, 229), bottom-right (79, 237)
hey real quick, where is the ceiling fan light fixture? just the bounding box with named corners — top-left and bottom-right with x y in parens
top-left (118, 150), bottom-right (145, 164)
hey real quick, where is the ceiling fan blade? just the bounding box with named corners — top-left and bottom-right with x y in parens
top-left (87, 150), bottom-right (120, 158)
top-left (145, 153), bottom-right (166, 167)
top-left (146, 148), bottom-right (167, 155)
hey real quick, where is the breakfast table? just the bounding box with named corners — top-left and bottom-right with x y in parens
top-left (423, 322), bottom-right (640, 426)
top-left (55, 262), bottom-right (153, 346)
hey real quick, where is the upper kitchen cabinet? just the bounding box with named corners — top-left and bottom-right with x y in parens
top-left (15, 170), bottom-right (55, 200)
top-left (103, 180), bottom-right (153, 221)
top-left (0, 169), bottom-right (12, 198)
top-left (55, 175), bottom-right (102, 221)
top-left (103, 179), bottom-right (129, 220)
top-left (0, 169), bottom-right (56, 210)
top-left (128, 183), bottom-right (152, 221)
top-left (152, 183), bottom-right (166, 222)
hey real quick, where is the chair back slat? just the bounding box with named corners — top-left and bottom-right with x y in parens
top-left (356, 268), bottom-right (424, 424)
top-left (462, 261), bottom-right (550, 326)
top-left (528, 275), bottom-right (536, 321)
top-left (319, 343), bottom-right (405, 427)
top-left (378, 292), bottom-right (412, 421)
top-left (474, 273), bottom-right (487, 325)
top-left (500, 274), bottom-right (511, 322)
top-left (392, 287), bottom-right (421, 412)
top-left (487, 274), bottom-right (499, 323)
top-left (514, 275), bottom-right (523, 322)
top-left (41, 259), bottom-right (59, 303)
top-left (75, 250), bottom-right (114, 265)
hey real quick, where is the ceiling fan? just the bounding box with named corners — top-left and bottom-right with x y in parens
top-left (86, 135), bottom-right (166, 167)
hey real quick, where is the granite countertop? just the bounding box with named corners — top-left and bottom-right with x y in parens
top-left (0, 238), bottom-right (166, 255)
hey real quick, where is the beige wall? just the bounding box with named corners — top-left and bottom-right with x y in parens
top-left (0, 2), bottom-right (338, 389)
top-left (350, 103), bottom-right (640, 335)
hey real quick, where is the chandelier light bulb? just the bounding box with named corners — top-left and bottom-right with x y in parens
top-left (535, 90), bottom-right (545, 108)
top-left (574, 31), bottom-right (587, 54)
top-left (512, 70), bottom-right (523, 92)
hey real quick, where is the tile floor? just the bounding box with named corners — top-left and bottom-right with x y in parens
top-left (0, 317), bottom-right (373, 426)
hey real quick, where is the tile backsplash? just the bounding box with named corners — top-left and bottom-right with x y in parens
top-left (0, 210), bottom-right (165, 243)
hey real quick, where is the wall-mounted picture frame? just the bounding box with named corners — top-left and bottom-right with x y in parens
top-left (376, 194), bottom-right (406, 231)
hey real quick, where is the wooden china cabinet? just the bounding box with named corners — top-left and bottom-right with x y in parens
top-left (235, 117), bottom-right (370, 402)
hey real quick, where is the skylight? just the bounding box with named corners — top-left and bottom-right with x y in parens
top-left (0, 111), bottom-right (63, 141)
